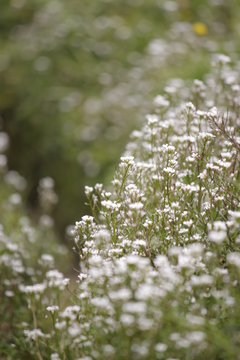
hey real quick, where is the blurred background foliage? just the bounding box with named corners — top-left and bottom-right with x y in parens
top-left (1, 0), bottom-right (240, 240)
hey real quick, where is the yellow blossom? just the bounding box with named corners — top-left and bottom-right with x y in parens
top-left (193, 22), bottom-right (208, 36)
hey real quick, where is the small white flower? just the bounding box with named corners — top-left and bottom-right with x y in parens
top-left (55, 320), bottom-right (66, 330)
top-left (229, 210), bottom-right (240, 219)
top-left (46, 305), bottom-right (59, 314)
top-left (163, 167), bottom-right (176, 174)
top-left (51, 354), bottom-right (61, 360)
top-left (184, 102), bottom-right (196, 114)
top-left (9, 193), bottom-right (22, 206)
top-left (214, 54), bottom-right (231, 65)
top-left (227, 253), bottom-right (240, 268)
top-left (5, 290), bottom-right (14, 297)
top-left (103, 345), bottom-right (115, 356)
top-left (20, 282), bottom-right (47, 295)
top-left (85, 186), bottom-right (93, 196)
top-left (155, 343), bottom-right (167, 352)
top-left (39, 215), bottom-right (54, 228)
top-left (91, 297), bottom-right (111, 309)
top-left (146, 114), bottom-right (159, 125)
top-left (185, 331), bottom-right (205, 343)
top-left (129, 202), bottom-right (144, 210)
top-left (207, 107), bottom-right (219, 118)
top-left (68, 323), bottom-right (82, 337)
top-left (122, 301), bottom-right (147, 314)
top-left (101, 200), bottom-right (121, 211)
top-left (94, 183), bottom-right (103, 191)
top-left (120, 313), bottom-right (135, 326)
top-left (120, 156), bottom-right (134, 164)
top-left (198, 170), bottom-right (207, 179)
top-left (109, 288), bottom-right (132, 302)
top-left (191, 274), bottom-right (214, 286)
top-left (213, 221), bottom-right (227, 231)
top-left (208, 230), bottom-right (226, 244)
top-left (39, 254), bottom-right (54, 267)
top-left (198, 132), bottom-right (215, 140)
top-left (186, 314), bottom-right (205, 325)
top-left (153, 95), bottom-right (170, 108)
top-left (183, 220), bottom-right (193, 227)
top-left (24, 329), bottom-right (49, 341)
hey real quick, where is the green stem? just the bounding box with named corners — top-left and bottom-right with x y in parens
top-left (32, 302), bottom-right (44, 360)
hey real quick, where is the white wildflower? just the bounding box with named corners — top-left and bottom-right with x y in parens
top-left (198, 132), bottom-right (215, 140)
top-left (24, 329), bottom-right (49, 341)
top-left (208, 230), bottom-right (226, 244)
top-left (85, 186), bottom-right (93, 196)
top-left (101, 200), bottom-right (121, 211)
top-left (39, 254), bottom-right (54, 267)
top-left (51, 354), bottom-right (61, 360)
top-left (120, 156), bottom-right (134, 164)
top-left (191, 274), bottom-right (214, 286)
top-left (153, 95), bottom-right (170, 108)
top-left (39, 215), bottom-right (54, 228)
top-left (207, 107), bottom-right (219, 118)
top-left (163, 167), bottom-right (176, 174)
top-left (120, 313), bottom-right (135, 326)
top-left (20, 282), bottom-right (47, 295)
top-left (155, 343), bottom-right (167, 352)
top-left (228, 210), bottom-right (240, 219)
top-left (122, 301), bottom-right (147, 314)
top-left (91, 297), bottom-right (111, 309)
top-left (129, 202), bottom-right (144, 210)
top-left (185, 331), bottom-right (205, 343)
top-left (46, 305), bottom-right (59, 314)
top-left (146, 114), bottom-right (159, 125)
top-left (109, 288), bottom-right (132, 302)
top-left (227, 253), bottom-right (240, 268)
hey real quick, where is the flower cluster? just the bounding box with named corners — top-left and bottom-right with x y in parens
top-left (0, 160), bottom-right (68, 358)
top-left (15, 55), bottom-right (240, 359)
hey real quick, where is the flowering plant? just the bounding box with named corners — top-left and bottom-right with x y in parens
top-left (2, 55), bottom-right (238, 360)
